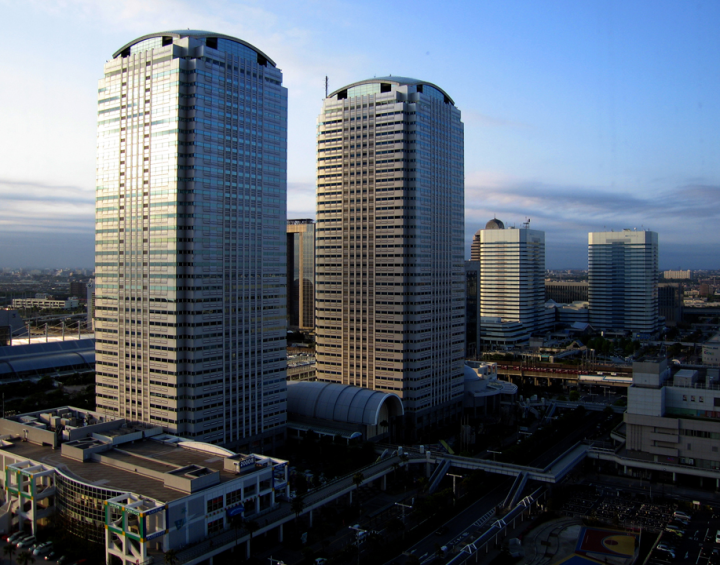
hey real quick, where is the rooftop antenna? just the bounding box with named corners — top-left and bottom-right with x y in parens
top-left (523, 217), bottom-right (531, 229)
top-left (325, 76), bottom-right (328, 98)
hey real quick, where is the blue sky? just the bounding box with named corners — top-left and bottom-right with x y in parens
top-left (0, 0), bottom-right (718, 269)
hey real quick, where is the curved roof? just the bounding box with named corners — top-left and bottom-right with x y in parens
top-left (112, 30), bottom-right (276, 66)
top-left (485, 218), bottom-right (505, 230)
top-left (329, 76), bottom-right (454, 105)
top-left (0, 339), bottom-right (95, 377)
top-left (287, 381), bottom-right (404, 426)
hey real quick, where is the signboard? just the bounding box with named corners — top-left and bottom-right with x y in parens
top-left (227, 504), bottom-right (244, 518)
top-left (239, 456), bottom-right (255, 469)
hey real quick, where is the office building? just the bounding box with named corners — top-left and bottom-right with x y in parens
top-left (658, 282), bottom-right (683, 327)
top-left (588, 230), bottom-right (659, 337)
top-left (94, 31), bottom-right (288, 450)
top-left (287, 219), bottom-right (315, 331)
top-left (314, 77), bottom-right (465, 437)
top-left (12, 297), bottom-right (79, 310)
top-left (465, 261), bottom-right (480, 359)
top-left (70, 280), bottom-right (88, 298)
top-left (474, 219), bottom-right (546, 347)
top-left (545, 281), bottom-right (589, 304)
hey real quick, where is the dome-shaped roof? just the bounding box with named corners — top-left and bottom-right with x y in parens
top-left (485, 218), bottom-right (505, 230)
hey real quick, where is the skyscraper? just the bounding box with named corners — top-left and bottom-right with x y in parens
top-left (286, 219), bottom-right (315, 331)
top-left (588, 229), bottom-right (659, 336)
top-left (473, 219), bottom-right (546, 347)
top-left (314, 77), bottom-right (465, 437)
top-left (94, 31), bottom-right (288, 450)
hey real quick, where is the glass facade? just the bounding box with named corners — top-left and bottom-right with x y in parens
top-left (55, 472), bottom-right (125, 544)
top-left (95, 31), bottom-right (288, 449)
top-left (315, 79), bottom-right (465, 436)
top-left (286, 220), bottom-right (315, 331)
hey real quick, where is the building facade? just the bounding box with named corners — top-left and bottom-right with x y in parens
top-left (663, 270), bottom-right (691, 279)
top-left (314, 77), bottom-right (465, 436)
top-left (474, 219), bottom-right (546, 347)
top-left (545, 281), bottom-right (589, 304)
top-left (94, 31), bottom-right (288, 451)
top-left (588, 230), bottom-right (659, 337)
top-left (658, 282), bottom-right (684, 327)
top-left (286, 219), bottom-right (315, 331)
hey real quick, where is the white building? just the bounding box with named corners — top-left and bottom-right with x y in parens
top-left (11, 298), bottom-right (79, 310)
top-left (663, 270), bottom-right (691, 279)
top-left (0, 407), bottom-right (289, 565)
top-left (94, 31), bottom-right (288, 451)
top-left (472, 219), bottom-right (546, 347)
top-left (588, 230), bottom-right (659, 337)
top-left (314, 77), bottom-right (465, 437)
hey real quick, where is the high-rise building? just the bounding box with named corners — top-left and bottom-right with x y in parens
top-left (473, 219), bottom-right (546, 347)
top-left (94, 31), bottom-right (288, 450)
top-left (588, 230), bottom-right (659, 336)
top-left (314, 77), bottom-right (465, 437)
top-left (286, 219), bottom-right (315, 331)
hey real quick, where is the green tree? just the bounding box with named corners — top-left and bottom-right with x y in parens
top-left (4, 543), bottom-right (17, 565)
top-left (291, 494), bottom-right (306, 523)
top-left (15, 551), bottom-right (33, 565)
top-left (569, 390), bottom-right (580, 402)
top-left (163, 549), bottom-right (179, 565)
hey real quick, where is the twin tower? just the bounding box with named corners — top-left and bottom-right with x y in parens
top-left (94, 30), bottom-right (465, 449)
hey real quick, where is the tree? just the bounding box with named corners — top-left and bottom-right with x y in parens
top-left (163, 549), bottom-right (179, 565)
top-left (4, 543), bottom-right (16, 565)
top-left (352, 472), bottom-right (364, 491)
top-left (15, 551), bottom-right (33, 565)
top-left (291, 494), bottom-right (306, 524)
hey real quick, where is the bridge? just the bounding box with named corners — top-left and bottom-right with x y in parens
top-left (172, 443), bottom-right (591, 564)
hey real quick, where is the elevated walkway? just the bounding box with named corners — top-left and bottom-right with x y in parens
top-left (503, 471), bottom-right (528, 508)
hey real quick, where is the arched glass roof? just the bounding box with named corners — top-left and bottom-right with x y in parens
top-left (287, 381), bottom-right (404, 426)
top-left (112, 30), bottom-right (276, 66)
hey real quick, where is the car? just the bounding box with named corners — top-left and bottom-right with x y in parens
top-left (34, 542), bottom-right (53, 556)
top-left (44, 552), bottom-right (57, 561)
top-left (716, 529), bottom-right (720, 544)
top-left (56, 556), bottom-right (68, 565)
top-left (7, 531), bottom-right (28, 544)
top-left (17, 536), bottom-right (37, 549)
top-left (674, 510), bottom-right (691, 521)
top-left (434, 526), bottom-right (448, 536)
top-left (656, 545), bottom-right (675, 559)
top-left (657, 543), bottom-right (676, 552)
top-left (671, 517), bottom-right (689, 527)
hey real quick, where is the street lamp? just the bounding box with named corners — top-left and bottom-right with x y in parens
top-left (349, 525), bottom-right (369, 565)
top-left (448, 473), bottom-right (463, 502)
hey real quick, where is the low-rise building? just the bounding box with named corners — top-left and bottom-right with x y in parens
top-left (0, 407), bottom-right (288, 565)
top-left (11, 298), bottom-right (79, 310)
top-left (620, 359), bottom-right (720, 483)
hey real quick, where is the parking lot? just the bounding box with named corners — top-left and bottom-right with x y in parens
top-left (648, 508), bottom-right (720, 564)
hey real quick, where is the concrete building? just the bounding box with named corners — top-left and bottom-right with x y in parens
top-left (703, 334), bottom-right (720, 366)
top-left (663, 270), bottom-right (691, 279)
top-left (94, 31), bottom-right (288, 450)
top-left (0, 310), bottom-right (26, 346)
top-left (86, 279), bottom-right (95, 331)
top-left (11, 298), bottom-right (79, 310)
top-left (69, 280), bottom-right (88, 298)
top-left (314, 77), bottom-right (465, 437)
top-left (0, 407), bottom-right (288, 565)
top-left (622, 359), bottom-right (720, 483)
top-left (474, 219), bottom-right (546, 347)
top-left (588, 230), bottom-right (659, 337)
top-left (462, 361), bottom-right (518, 418)
top-left (287, 219), bottom-right (315, 331)
top-left (545, 281), bottom-right (589, 304)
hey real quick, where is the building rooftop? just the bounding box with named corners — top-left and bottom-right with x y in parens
top-left (329, 76), bottom-right (455, 105)
top-left (112, 30), bottom-right (276, 66)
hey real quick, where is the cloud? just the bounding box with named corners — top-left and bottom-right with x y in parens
top-left (464, 176), bottom-right (720, 268)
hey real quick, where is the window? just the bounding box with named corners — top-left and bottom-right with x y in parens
top-left (207, 495), bottom-right (223, 513)
top-left (683, 395), bottom-right (687, 401)
top-left (227, 489), bottom-right (242, 505)
top-left (208, 517), bottom-right (224, 534)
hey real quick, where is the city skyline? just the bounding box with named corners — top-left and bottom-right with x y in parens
top-left (0, 1), bottom-right (719, 269)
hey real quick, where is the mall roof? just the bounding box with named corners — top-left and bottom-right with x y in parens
top-left (0, 339), bottom-right (94, 378)
top-left (287, 381), bottom-right (403, 426)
